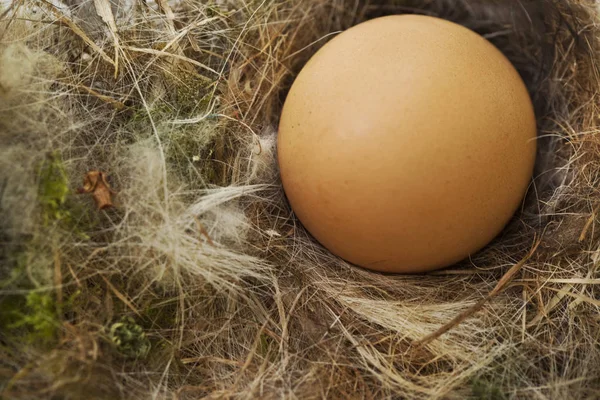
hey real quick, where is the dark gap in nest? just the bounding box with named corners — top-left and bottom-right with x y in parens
top-left (273, 0), bottom-right (597, 270)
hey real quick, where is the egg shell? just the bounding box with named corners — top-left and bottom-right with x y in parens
top-left (277, 15), bottom-right (537, 273)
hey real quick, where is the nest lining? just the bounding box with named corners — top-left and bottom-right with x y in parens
top-left (1, 0), bottom-right (599, 399)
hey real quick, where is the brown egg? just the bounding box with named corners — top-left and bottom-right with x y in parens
top-left (277, 15), bottom-right (537, 273)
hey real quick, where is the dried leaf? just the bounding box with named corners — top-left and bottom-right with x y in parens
top-left (40, 0), bottom-right (116, 68)
top-left (93, 0), bottom-right (120, 77)
top-left (78, 171), bottom-right (115, 210)
top-left (154, 0), bottom-right (199, 73)
top-left (156, 0), bottom-right (176, 32)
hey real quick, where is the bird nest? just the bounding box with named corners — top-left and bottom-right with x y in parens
top-left (1, 1), bottom-right (599, 399)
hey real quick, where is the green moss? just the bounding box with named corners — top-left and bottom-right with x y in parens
top-left (109, 316), bottom-right (151, 359)
top-left (0, 294), bottom-right (26, 331)
top-left (173, 76), bottom-right (214, 114)
top-left (166, 127), bottom-right (220, 185)
top-left (142, 298), bottom-right (178, 329)
top-left (37, 152), bottom-right (70, 225)
top-left (205, 1), bottom-right (234, 18)
top-left (0, 252), bottom-right (27, 289)
top-left (471, 378), bottom-right (507, 400)
top-left (258, 332), bottom-right (277, 363)
top-left (0, 154), bottom-right (91, 347)
top-left (36, 152), bottom-right (98, 240)
top-left (0, 250), bottom-right (58, 347)
top-left (3, 292), bottom-right (59, 347)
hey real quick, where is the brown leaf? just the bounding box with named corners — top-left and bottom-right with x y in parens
top-left (78, 171), bottom-right (115, 210)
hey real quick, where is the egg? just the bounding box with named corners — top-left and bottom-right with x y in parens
top-left (277, 15), bottom-right (537, 273)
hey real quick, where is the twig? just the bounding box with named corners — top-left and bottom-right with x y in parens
top-left (194, 217), bottom-right (215, 246)
top-left (180, 356), bottom-right (243, 366)
top-left (123, 45), bottom-right (217, 75)
top-left (100, 275), bottom-right (141, 316)
top-left (412, 238), bottom-right (541, 349)
top-left (579, 203), bottom-right (599, 242)
top-left (77, 84), bottom-right (126, 109)
top-left (527, 283), bottom-right (573, 327)
top-left (546, 286), bottom-right (600, 307)
top-left (54, 250), bottom-right (63, 309)
top-left (66, 263), bottom-right (82, 288)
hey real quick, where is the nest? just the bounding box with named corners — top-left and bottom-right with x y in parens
top-left (1, 0), bottom-right (599, 399)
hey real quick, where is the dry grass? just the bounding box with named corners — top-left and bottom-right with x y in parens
top-left (1, 0), bottom-right (600, 399)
